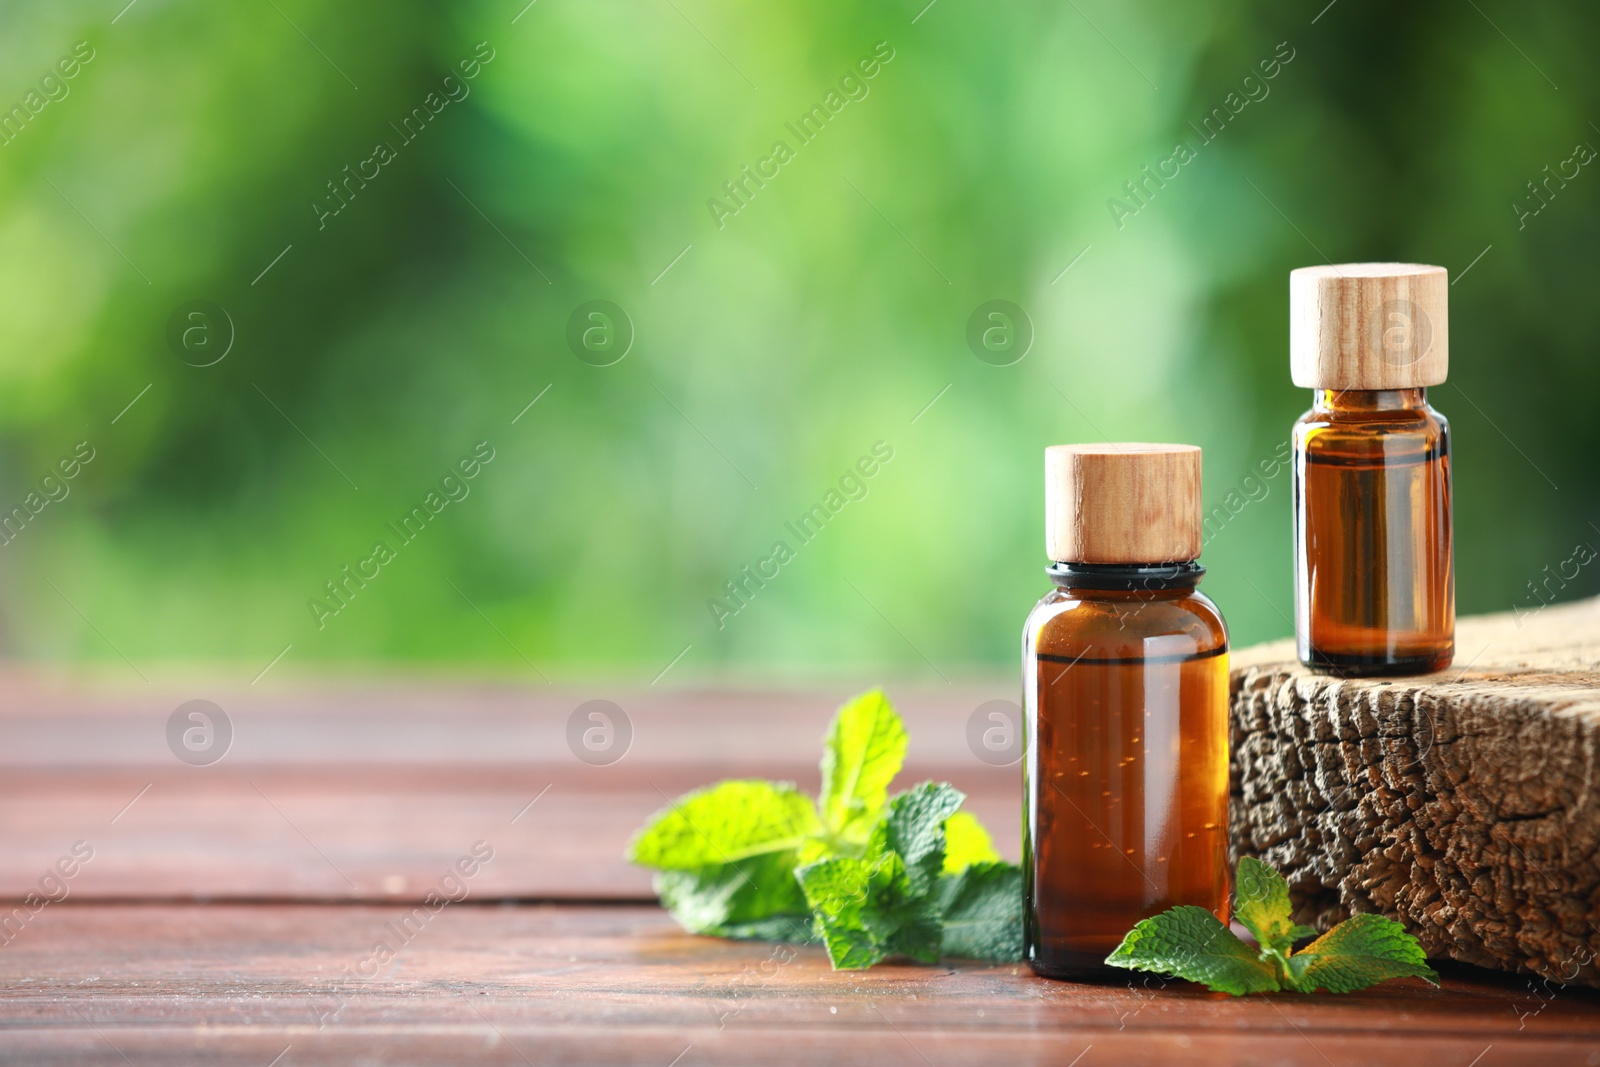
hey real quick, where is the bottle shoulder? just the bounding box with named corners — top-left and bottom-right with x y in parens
top-left (1026, 586), bottom-right (1228, 660)
top-left (1294, 403), bottom-right (1448, 454)
top-left (1294, 399), bottom-right (1447, 430)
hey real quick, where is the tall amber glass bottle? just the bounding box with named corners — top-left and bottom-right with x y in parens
top-left (1291, 264), bottom-right (1454, 675)
top-left (1023, 444), bottom-right (1230, 979)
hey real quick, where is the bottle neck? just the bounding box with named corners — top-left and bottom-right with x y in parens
top-left (1046, 561), bottom-right (1204, 594)
top-left (1312, 387), bottom-right (1427, 413)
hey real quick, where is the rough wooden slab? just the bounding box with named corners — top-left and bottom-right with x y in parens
top-left (2, 903), bottom-right (1594, 1066)
top-left (1231, 594), bottom-right (1600, 989)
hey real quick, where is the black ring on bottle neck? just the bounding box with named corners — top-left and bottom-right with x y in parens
top-left (1046, 561), bottom-right (1205, 591)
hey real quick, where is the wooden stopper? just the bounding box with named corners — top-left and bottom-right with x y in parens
top-left (1290, 263), bottom-right (1449, 390)
top-left (1045, 444), bottom-right (1202, 564)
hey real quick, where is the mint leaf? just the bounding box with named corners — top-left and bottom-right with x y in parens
top-left (655, 851), bottom-right (813, 940)
top-left (1234, 856), bottom-right (1316, 962)
top-left (627, 780), bottom-right (820, 870)
top-left (870, 781), bottom-right (965, 895)
top-left (1284, 913), bottom-right (1440, 993)
top-left (796, 856), bottom-right (880, 968)
top-left (1106, 859), bottom-right (1439, 996)
top-left (935, 862), bottom-right (1023, 961)
top-left (818, 689), bottom-right (908, 843)
top-left (1106, 906), bottom-right (1280, 995)
top-left (862, 853), bottom-right (943, 965)
top-left (629, 690), bottom-right (1030, 971)
top-left (798, 850), bottom-right (942, 969)
top-left (941, 811), bottom-right (1001, 874)
top-left (800, 784), bottom-right (975, 969)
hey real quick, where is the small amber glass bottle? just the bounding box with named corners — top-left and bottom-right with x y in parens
top-left (1022, 444), bottom-right (1230, 979)
top-left (1290, 263), bottom-right (1454, 675)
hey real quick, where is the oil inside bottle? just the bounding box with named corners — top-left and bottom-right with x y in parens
top-left (1295, 388), bottom-right (1453, 674)
top-left (1024, 581), bottom-right (1230, 977)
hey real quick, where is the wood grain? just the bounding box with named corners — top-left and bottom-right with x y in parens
top-left (1289, 262), bottom-right (1449, 389)
top-left (1045, 443), bottom-right (1202, 563)
top-left (2, 903), bottom-right (1594, 1066)
top-left (0, 678), bottom-right (1020, 901)
top-left (0, 763), bottom-right (1018, 902)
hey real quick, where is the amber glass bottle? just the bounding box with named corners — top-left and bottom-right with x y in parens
top-left (1290, 264), bottom-right (1454, 675)
top-left (1023, 444), bottom-right (1230, 979)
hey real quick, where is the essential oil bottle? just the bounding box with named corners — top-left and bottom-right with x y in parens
top-left (1022, 444), bottom-right (1230, 979)
top-left (1290, 263), bottom-right (1454, 675)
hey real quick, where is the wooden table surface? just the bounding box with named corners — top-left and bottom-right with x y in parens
top-left (2, 671), bottom-right (1597, 1065)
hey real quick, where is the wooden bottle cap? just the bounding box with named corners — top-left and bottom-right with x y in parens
top-left (1290, 263), bottom-right (1449, 389)
top-left (1045, 444), bottom-right (1202, 564)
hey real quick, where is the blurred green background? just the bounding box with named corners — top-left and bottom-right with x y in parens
top-left (0, 0), bottom-right (1595, 679)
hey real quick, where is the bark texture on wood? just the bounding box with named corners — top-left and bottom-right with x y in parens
top-left (1231, 594), bottom-right (1600, 988)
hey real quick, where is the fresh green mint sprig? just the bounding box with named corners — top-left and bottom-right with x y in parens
top-left (626, 689), bottom-right (1024, 968)
top-left (1105, 856), bottom-right (1439, 995)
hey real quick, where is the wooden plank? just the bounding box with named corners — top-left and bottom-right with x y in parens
top-left (1231, 594), bottom-right (1600, 987)
top-left (2, 903), bottom-right (1596, 1066)
top-left (0, 676), bottom-right (1011, 766)
top-left (0, 764), bottom-right (1017, 902)
top-left (0, 680), bottom-right (1021, 901)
